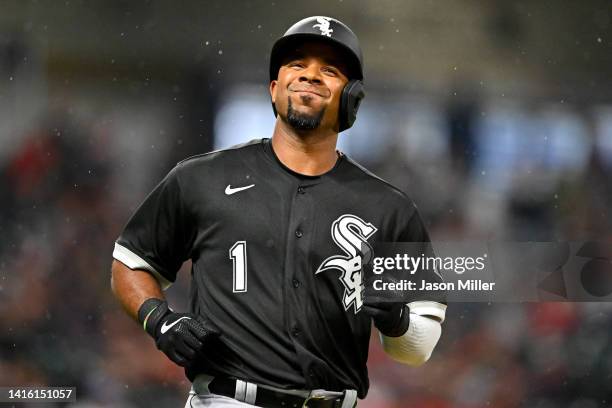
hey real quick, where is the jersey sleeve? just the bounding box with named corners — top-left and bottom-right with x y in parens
top-left (398, 206), bottom-right (447, 322)
top-left (113, 164), bottom-right (195, 289)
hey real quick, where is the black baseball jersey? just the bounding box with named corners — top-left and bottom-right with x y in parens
top-left (113, 138), bottom-right (446, 398)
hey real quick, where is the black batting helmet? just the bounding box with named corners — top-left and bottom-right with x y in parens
top-left (269, 16), bottom-right (365, 132)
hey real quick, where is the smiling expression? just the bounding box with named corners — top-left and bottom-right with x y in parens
top-left (270, 40), bottom-right (350, 132)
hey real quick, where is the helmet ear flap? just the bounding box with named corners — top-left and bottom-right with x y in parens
top-left (339, 80), bottom-right (365, 132)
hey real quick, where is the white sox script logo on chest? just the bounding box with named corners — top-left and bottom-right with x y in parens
top-left (315, 214), bottom-right (378, 314)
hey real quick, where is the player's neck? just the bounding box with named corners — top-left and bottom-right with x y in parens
top-left (271, 121), bottom-right (339, 176)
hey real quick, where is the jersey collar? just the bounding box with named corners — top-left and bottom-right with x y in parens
top-left (261, 138), bottom-right (344, 184)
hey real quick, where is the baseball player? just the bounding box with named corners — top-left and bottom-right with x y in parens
top-left (111, 16), bottom-right (446, 407)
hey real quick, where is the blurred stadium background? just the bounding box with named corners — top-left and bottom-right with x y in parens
top-left (1, 1), bottom-right (611, 407)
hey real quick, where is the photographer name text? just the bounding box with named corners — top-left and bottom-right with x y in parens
top-left (372, 279), bottom-right (495, 291)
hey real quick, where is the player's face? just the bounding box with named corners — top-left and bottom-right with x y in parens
top-left (270, 41), bottom-right (350, 132)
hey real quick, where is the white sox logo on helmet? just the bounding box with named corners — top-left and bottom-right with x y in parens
top-left (315, 214), bottom-right (377, 314)
top-left (313, 17), bottom-right (333, 37)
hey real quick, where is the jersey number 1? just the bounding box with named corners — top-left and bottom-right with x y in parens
top-left (229, 241), bottom-right (247, 292)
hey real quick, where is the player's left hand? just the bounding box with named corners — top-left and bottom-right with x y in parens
top-left (362, 301), bottom-right (410, 337)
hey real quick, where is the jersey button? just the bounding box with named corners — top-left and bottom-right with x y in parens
top-left (297, 186), bottom-right (305, 194)
top-left (292, 278), bottom-right (300, 288)
top-left (295, 229), bottom-right (303, 238)
top-left (292, 327), bottom-right (301, 337)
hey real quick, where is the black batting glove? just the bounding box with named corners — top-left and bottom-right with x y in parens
top-left (362, 301), bottom-right (410, 337)
top-left (138, 298), bottom-right (220, 367)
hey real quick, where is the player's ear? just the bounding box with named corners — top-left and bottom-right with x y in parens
top-left (269, 80), bottom-right (277, 104)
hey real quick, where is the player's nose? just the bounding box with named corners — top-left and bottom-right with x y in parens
top-left (298, 62), bottom-right (323, 84)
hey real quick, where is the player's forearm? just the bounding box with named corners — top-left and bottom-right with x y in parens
top-left (110, 259), bottom-right (165, 322)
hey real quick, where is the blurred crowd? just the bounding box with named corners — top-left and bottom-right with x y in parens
top-left (1, 87), bottom-right (612, 408)
top-left (359, 93), bottom-right (612, 408)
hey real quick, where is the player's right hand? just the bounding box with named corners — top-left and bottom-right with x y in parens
top-left (139, 299), bottom-right (220, 367)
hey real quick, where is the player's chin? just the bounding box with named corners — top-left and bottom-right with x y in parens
top-left (293, 105), bottom-right (323, 116)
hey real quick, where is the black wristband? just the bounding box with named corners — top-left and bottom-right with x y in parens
top-left (379, 305), bottom-right (411, 337)
top-left (137, 298), bottom-right (166, 336)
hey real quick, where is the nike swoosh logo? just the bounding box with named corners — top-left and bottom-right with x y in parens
top-left (160, 316), bottom-right (191, 334)
top-left (225, 184), bottom-right (255, 195)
